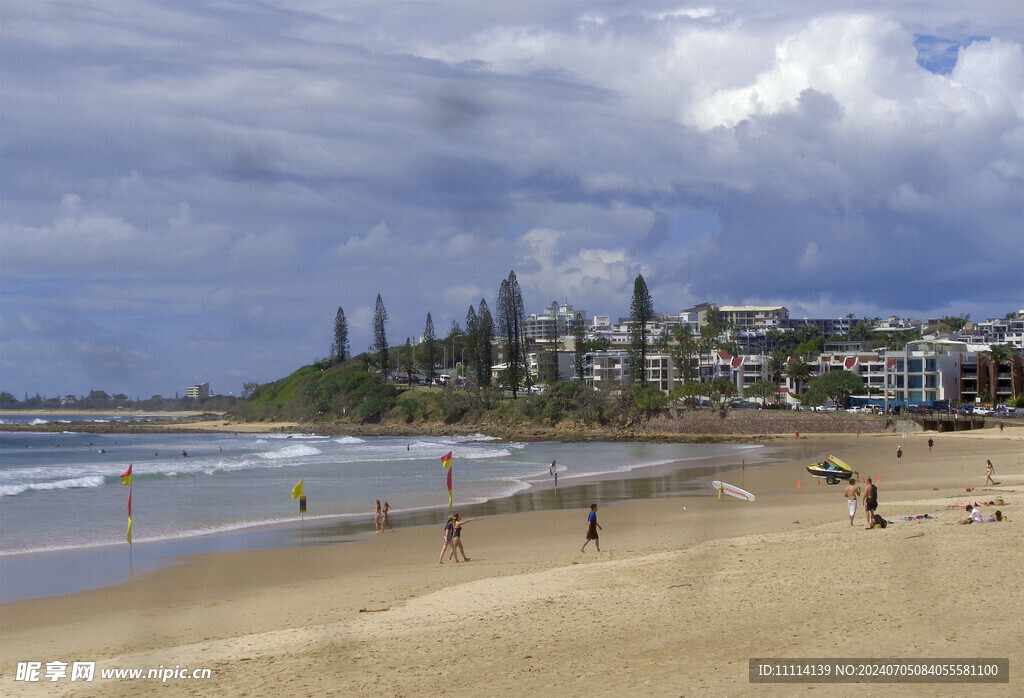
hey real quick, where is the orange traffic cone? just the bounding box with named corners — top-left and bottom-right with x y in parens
top-left (797, 480), bottom-right (802, 489)
top-left (877, 476), bottom-right (881, 483)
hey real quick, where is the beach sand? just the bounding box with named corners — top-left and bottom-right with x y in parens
top-left (2, 428), bottom-right (1021, 696)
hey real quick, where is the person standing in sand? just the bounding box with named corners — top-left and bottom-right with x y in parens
top-left (381, 501), bottom-right (395, 532)
top-left (844, 479), bottom-right (861, 526)
top-left (580, 503), bottom-right (602, 552)
top-left (864, 478), bottom-right (878, 528)
top-left (928, 438), bottom-right (934, 452)
top-left (985, 459), bottom-right (995, 485)
top-left (896, 445), bottom-right (902, 463)
top-left (374, 500), bottom-right (382, 533)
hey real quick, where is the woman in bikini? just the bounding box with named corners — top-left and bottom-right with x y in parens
top-left (374, 500), bottom-right (382, 533)
top-left (447, 513), bottom-right (478, 562)
top-left (381, 501), bottom-right (395, 532)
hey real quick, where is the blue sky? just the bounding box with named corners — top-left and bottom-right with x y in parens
top-left (1, 1), bottom-right (1022, 399)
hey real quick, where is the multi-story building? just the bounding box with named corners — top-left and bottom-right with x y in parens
top-left (717, 305), bottom-right (788, 329)
top-left (186, 382), bottom-right (210, 399)
top-left (586, 351), bottom-right (630, 389)
top-left (784, 316), bottom-right (855, 337)
top-left (522, 302), bottom-right (586, 341)
top-left (967, 311), bottom-right (1024, 349)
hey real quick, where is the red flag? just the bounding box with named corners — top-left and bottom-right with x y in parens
top-left (120, 465), bottom-right (133, 486)
top-left (446, 466), bottom-right (453, 511)
top-left (441, 451), bottom-right (452, 468)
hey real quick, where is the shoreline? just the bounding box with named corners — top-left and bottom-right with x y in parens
top-left (2, 430), bottom-right (1021, 695)
top-left (0, 439), bottom-right (790, 602)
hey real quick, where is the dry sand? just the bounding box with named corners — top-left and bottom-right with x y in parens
top-left (2, 428), bottom-right (1021, 696)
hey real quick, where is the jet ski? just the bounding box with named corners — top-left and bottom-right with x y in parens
top-left (806, 454), bottom-right (856, 484)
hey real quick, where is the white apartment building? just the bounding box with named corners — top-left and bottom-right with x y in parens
top-left (522, 302), bottom-right (586, 341)
top-left (186, 382), bottom-right (210, 399)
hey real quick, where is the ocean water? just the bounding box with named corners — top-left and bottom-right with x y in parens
top-left (0, 427), bottom-right (764, 601)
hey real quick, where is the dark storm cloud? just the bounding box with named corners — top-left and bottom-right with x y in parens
top-left (1, 0), bottom-right (1021, 398)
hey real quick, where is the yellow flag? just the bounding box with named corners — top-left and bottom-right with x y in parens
top-left (126, 516), bottom-right (133, 544)
top-left (291, 479), bottom-right (304, 499)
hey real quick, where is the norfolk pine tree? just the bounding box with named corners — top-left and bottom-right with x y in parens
top-left (628, 275), bottom-right (654, 386)
top-left (423, 313), bottom-right (438, 383)
top-left (333, 307), bottom-right (350, 362)
top-left (373, 294), bottom-right (389, 375)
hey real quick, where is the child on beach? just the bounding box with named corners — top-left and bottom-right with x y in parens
top-left (844, 479), bottom-right (861, 526)
top-left (580, 503), bottom-right (602, 552)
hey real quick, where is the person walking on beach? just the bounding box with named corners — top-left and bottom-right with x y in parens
top-left (447, 513), bottom-right (478, 562)
top-left (580, 503), bottom-right (602, 552)
top-left (550, 459), bottom-right (558, 487)
top-left (896, 445), bottom-right (902, 463)
top-left (864, 478), bottom-right (878, 528)
top-left (381, 501), bottom-right (395, 532)
top-left (985, 459), bottom-right (995, 486)
top-left (928, 438), bottom-right (934, 452)
top-left (438, 515), bottom-right (455, 563)
top-left (844, 479), bottom-right (861, 526)
top-left (374, 500), bottom-right (382, 533)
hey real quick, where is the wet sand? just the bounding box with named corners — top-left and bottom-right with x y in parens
top-left (1, 429), bottom-right (1021, 696)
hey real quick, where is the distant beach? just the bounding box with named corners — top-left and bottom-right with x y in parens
top-left (1, 426), bottom-right (1020, 694)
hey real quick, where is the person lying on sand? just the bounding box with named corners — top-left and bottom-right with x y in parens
top-left (946, 500), bottom-right (1007, 509)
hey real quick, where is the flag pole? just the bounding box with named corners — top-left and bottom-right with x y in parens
top-left (121, 465), bottom-right (134, 575)
top-left (292, 479), bottom-right (306, 546)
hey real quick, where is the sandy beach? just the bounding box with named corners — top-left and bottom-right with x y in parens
top-left (2, 427), bottom-right (1021, 696)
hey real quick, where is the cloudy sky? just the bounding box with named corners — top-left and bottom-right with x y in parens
top-left (2, 1), bottom-right (1022, 399)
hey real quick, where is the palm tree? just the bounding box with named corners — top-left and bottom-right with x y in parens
top-left (785, 359), bottom-right (813, 398)
top-left (984, 344), bottom-right (1016, 405)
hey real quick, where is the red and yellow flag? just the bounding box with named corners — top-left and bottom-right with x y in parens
top-left (121, 465), bottom-right (133, 544)
top-left (441, 452), bottom-right (453, 510)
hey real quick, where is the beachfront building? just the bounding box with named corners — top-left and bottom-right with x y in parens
top-left (583, 350), bottom-right (677, 393)
top-left (964, 311), bottom-right (1024, 349)
top-left (522, 302), bottom-right (586, 341)
top-left (716, 305), bottom-right (788, 329)
top-left (814, 351), bottom-right (888, 401)
top-left (973, 351), bottom-right (1024, 405)
top-left (880, 340), bottom-right (968, 406)
top-left (185, 382), bottom-right (210, 399)
top-left (873, 316), bottom-right (923, 337)
top-left (783, 315), bottom-right (855, 337)
top-left (585, 351), bottom-right (630, 390)
top-left (645, 352), bottom-right (676, 393)
top-left (525, 346), bottom-right (576, 385)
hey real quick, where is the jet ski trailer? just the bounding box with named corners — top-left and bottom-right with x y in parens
top-left (806, 454), bottom-right (857, 484)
